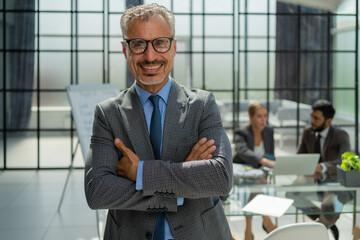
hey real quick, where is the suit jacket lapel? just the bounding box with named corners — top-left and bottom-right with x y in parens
top-left (323, 125), bottom-right (333, 155)
top-left (117, 84), bottom-right (154, 160)
top-left (161, 80), bottom-right (188, 162)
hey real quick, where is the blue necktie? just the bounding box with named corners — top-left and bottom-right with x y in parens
top-left (149, 95), bottom-right (165, 240)
top-left (149, 95), bottom-right (162, 159)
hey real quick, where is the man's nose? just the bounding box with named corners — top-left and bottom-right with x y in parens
top-left (143, 43), bottom-right (157, 61)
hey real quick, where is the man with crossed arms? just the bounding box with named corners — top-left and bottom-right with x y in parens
top-left (84, 3), bottom-right (233, 240)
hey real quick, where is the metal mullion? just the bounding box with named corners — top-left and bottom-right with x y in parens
top-left (36, 0), bottom-right (40, 169)
top-left (326, 11), bottom-right (331, 99)
top-left (102, 0), bottom-right (105, 84)
top-left (75, 0), bottom-right (79, 85)
top-left (70, 0), bottom-right (75, 171)
top-left (266, 0), bottom-right (270, 118)
top-left (189, 0), bottom-right (193, 89)
top-left (202, 0), bottom-right (205, 90)
top-left (236, 0), bottom-right (240, 131)
top-left (107, 0), bottom-right (110, 84)
top-left (2, 0), bottom-right (6, 169)
top-left (244, 0), bottom-right (248, 99)
top-left (355, 0), bottom-right (359, 154)
top-left (296, 5), bottom-right (301, 146)
top-left (232, 0), bottom-right (236, 132)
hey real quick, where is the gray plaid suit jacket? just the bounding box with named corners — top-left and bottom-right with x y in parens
top-left (85, 79), bottom-right (233, 240)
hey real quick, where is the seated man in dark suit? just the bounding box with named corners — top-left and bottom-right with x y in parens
top-left (296, 99), bottom-right (350, 240)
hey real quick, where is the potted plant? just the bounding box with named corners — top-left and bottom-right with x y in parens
top-left (337, 152), bottom-right (360, 187)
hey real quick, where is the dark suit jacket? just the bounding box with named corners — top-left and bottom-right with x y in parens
top-left (233, 125), bottom-right (274, 168)
top-left (297, 125), bottom-right (350, 169)
top-left (84, 79), bottom-right (233, 240)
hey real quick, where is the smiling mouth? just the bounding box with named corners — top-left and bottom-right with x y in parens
top-left (140, 64), bottom-right (163, 70)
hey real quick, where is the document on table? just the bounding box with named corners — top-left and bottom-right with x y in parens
top-left (242, 194), bottom-right (294, 217)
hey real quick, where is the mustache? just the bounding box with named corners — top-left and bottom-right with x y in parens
top-left (138, 60), bottom-right (165, 66)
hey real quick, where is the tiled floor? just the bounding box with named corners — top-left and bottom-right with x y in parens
top-left (0, 170), bottom-right (354, 240)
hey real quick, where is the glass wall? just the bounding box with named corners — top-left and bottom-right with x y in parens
top-left (0, 0), bottom-right (358, 169)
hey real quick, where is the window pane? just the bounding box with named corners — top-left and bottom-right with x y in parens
top-left (247, 53), bottom-right (268, 89)
top-left (39, 37), bottom-right (71, 50)
top-left (6, 92), bottom-right (36, 130)
top-left (39, 92), bottom-right (71, 129)
top-left (192, 53), bottom-right (203, 89)
top-left (333, 52), bottom-right (355, 88)
top-left (78, 37), bottom-right (103, 50)
top-left (205, 0), bottom-right (232, 13)
top-left (0, 92), bottom-right (3, 129)
top-left (176, 15), bottom-right (190, 38)
top-left (78, 53), bottom-right (103, 84)
top-left (332, 16), bottom-right (356, 51)
top-left (205, 54), bottom-right (232, 90)
top-left (173, 53), bottom-right (191, 88)
top-left (173, 0), bottom-right (190, 12)
top-left (40, 13), bottom-right (71, 35)
top-left (6, 0), bottom-right (34, 10)
top-left (334, 90), bottom-right (355, 119)
top-left (109, 53), bottom-right (127, 89)
top-left (109, 0), bottom-right (125, 12)
top-left (248, 0), bottom-right (268, 13)
top-left (109, 14), bottom-right (122, 36)
top-left (78, 14), bottom-right (103, 35)
top-left (78, 0), bottom-right (103, 11)
top-left (6, 131), bottom-right (38, 168)
top-left (205, 16), bottom-right (233, 52)
top-left (40, 53), bottom-right (70, 89)
top-left (5, 13), bottom-right (35, 50)
top-left (39, 0), bottom-right (71, 11)
top-left (335, 0), bottom-right (356, 14)
top-left (40, 131), bottom-right (71, 168)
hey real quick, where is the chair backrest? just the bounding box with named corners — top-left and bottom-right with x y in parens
top-left (262, 222), bottom-right (330, 240)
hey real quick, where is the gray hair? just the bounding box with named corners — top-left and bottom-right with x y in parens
top-left (120, 3), bottom-right (175, 37)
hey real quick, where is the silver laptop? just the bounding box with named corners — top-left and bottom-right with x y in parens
top-left (272, 154), bottom-right (320, 175)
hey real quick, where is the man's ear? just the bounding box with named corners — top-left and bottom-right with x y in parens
top-left (121, 41), bottom-right (128, 59)
top-left (325, 117), bottom-right (332, 127)
top-left (173, 38), bottom-right (177, 53)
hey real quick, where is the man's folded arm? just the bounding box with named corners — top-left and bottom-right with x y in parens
top-left (142, 92), bottom-right (233, 199)
top-left (84, 104), bottom-right (178, 212)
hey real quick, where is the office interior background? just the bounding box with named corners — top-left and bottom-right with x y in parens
top-left (0, 1), bottom-right (359, 240)
top-left (1, 0), bottom-right (359, 170)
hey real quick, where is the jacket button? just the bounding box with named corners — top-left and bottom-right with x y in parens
top-left (145, 232), bottom-right (152, 239)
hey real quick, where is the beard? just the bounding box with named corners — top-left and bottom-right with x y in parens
top-left (312, 120), bottom-right (327, 132)
top-left (136, 60), bottom-right (167, 86)
top-left (138, 73), bottom-right (166, 86)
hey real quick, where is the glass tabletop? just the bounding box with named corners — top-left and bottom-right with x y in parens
top-left (223, 173), bottom-right (360, 217)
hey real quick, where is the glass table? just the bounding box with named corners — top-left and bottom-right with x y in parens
top-left (223, 173), bottom-right (360, 230)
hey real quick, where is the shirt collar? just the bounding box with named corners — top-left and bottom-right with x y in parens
top-left (318, 125), bottom-right (330, 139)
top-left (135, 77), bottom-right (172, 106)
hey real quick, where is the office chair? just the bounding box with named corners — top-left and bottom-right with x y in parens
top-left (262, 222), bottom-right (330, 240)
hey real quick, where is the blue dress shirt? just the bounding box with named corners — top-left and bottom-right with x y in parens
top-left (134, 78), bottom-right (183, 240)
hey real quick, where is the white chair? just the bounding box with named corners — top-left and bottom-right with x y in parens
top-left (262, 222), bottom-right (330, 240)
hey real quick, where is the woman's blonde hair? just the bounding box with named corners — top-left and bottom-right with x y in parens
top-left (248, 102), bottom-right (266, 117)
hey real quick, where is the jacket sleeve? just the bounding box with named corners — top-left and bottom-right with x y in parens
top-left (84, 103), bottom-right (177, 212)
top-left (233, 129), bottom-right (262, 168)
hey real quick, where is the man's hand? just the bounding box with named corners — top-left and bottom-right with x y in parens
top-left (185, 137), bottom-right (216, 162)
top-left (315, 163), bottom-right (323, 173)
top-left (260, 158), bottom-right (275, 168)
top-left (115, 138), bottom-right (139, 181)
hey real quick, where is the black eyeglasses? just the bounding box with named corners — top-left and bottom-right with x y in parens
top-left (124, 37), bottom-right (174, 54)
